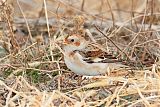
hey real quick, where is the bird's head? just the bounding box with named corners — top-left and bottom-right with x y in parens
top-left (63, 34), bottom-right (88, 52)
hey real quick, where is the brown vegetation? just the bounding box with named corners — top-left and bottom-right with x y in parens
top-left (0, 0), bottom-right (160, 106)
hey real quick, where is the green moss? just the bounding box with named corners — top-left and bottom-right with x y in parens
top-left (26, 70), bottom-right (40, 83)
top-left (25, 69), bottom-right (58, 83)
top-left (51, 71), bottom-right (59, 77)
top-left (3, 67), bottom-right (13, 78)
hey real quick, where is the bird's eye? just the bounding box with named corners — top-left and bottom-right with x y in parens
top-left (70, 39), bottom-right (74, 42)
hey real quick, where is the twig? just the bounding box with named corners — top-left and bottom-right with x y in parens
top-left (4, 5), bottom-right (19, 49)
top-left (131, 79), bottom-right (151, 106)
top-left (94, 25), bottom-right (130, 60)
top-left (105, 0), bottom-right (115, 27)
top-left (16, 0), bottom-right (33, 43)
top-left (81, 0), bottom-right (85, 11)
top-left (85, 29), bottom-right (97, 43)
top-left (148, 0), bottom-right (154, 29)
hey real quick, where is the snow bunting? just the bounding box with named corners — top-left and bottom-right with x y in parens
top-left (63, 34), bottom-right (127, 76)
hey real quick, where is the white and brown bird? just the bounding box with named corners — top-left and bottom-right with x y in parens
top-left (63, 34), bottom-right (128, 76)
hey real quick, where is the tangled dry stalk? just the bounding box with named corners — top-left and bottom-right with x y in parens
top-left (0, 0), bottom-right (160, 106)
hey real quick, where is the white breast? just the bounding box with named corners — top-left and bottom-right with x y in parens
top-left (64, 52), bottom-right (108, 76)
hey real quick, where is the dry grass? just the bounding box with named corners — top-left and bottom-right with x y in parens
top-left (0, 0), bottom-right (160, 106)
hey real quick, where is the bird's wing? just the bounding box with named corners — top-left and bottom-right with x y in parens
top-left (79, 49), bottom-right (123, 64)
